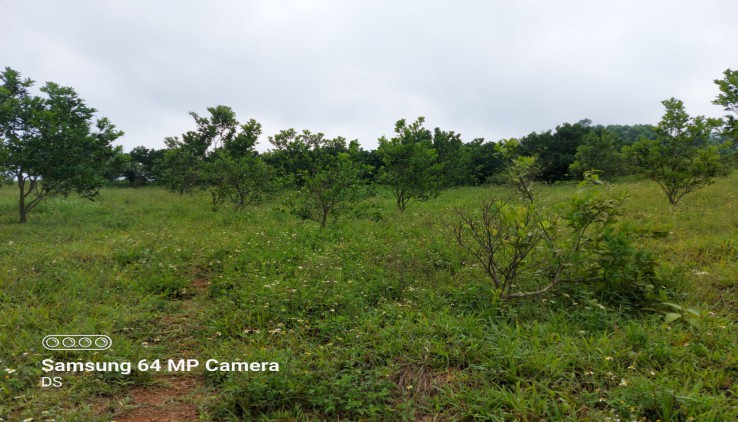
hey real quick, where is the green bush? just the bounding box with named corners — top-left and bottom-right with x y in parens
top-left (455, 172), bottom-right (656, 304)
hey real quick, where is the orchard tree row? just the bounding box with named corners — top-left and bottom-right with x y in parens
top-left (112, 117), bottom-right (665, 189)
top-left (2, 66), bottom-right (737, 223)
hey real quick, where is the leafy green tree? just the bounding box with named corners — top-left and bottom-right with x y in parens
top-left (569, 129), bottom-right (629, 180)
top-left (128, 146), bottom-right (166, 186)
top-left (464, 138), bottom-right (505, 185)
top-left (102, 146), bottom-right (131, 184)
top-left (205, 153), bottom-right (275, 210)
top-left (287, 152), bottom-right (368, 228)
top-left (102, 146), bottom-right (165, 187)
top-left (205, 119), bottom-right (274, 210)
top-left (432, 127), bottom-right (471, 187)
top-left (377, 117), bottom-right (443, 212)
top-left (263, 128), bottom-right (302, 181)
top-left (347, 139), bottom-right (382, 182)
top-left (267, 130), bottom-right (368, 227)
top-left (265, 129), bottom-right (352, 186)
top-left (518, 119), bottom-right (591, 183)
top-left (624, 98), bottom-right (724, 205)
top-left (0, 67), bottom-right (122, 223)
top-left (604, 124), bottom-right (657, 145)
top-left (160, 108), bottom-right (231, 194)
top-left (713, 69), bottom-right (738, 123)
top-left (713, 68), bottom-right (738, 164)
top-left (162, 106), bottom-right (274, 209)
top-left (161, 138), bottom-right (202, 194)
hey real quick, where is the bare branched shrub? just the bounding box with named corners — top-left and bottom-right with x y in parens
top-left (455, 199), bottom-right (560, 298)
top-left (455, 172), bottom-right (654, 301)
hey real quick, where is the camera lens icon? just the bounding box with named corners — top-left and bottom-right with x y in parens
top-left (95, 337), bottom-right (110, 348)
top-left (43, 336), bottom-right (60, 349)
top-left (42, 335), bottom-right (112, 351)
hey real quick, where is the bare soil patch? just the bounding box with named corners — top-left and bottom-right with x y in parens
top-left (115, 376), bottom-right (200, 422)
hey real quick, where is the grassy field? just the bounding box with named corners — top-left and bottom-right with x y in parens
top-left (0, 174), bottom-right (737, 421)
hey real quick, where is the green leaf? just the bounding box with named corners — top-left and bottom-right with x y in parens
top-left (685, 317), bottom-right (702, 328)
top-left (664, 312), bottom-right (682, 323)
top-left (661, 302), bottom-right (683, 311)
top-left (685, 308), bottom-right (702, 318)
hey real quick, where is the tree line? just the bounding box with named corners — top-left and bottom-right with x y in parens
top-left (110, 117), bottom-right (661, 190)
top-left (2, 66), bottom-right (737, 223)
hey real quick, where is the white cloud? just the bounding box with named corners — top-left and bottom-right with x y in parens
top-left (2, 0), bottom-right (737, 151)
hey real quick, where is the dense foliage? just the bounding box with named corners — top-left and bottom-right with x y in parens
top-left (456, 169), bottom-right (655, 301)
top-left (624, 98), bottom-right (726, 205)
top-left (569, 128), bottom-right (630, 180)
top-left (376, 117), bottom-right (444, 212)
top-left (0, 67), bottom-right (122, 222)
top-left (161, 105), bottom-right (275, 210)
top-left (713, 69), bottom-right (738, 164)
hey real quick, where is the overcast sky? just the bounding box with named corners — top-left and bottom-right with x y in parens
top-left (2, 1), bottom-right (737, 151)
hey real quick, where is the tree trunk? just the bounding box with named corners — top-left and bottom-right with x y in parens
top-left (210, 191), bottom-right (219, 211)
top-left (320, 209), bottom-right (328, 229)
top-left (397, 196), bottom-right (406, 213)
top-left (17, 176), bottom-right (27, 224)
top-left (19, 202), bottom-right (27, 223)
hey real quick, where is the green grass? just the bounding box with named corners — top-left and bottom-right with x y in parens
top-left (0, 175), bottom-right (737, 421)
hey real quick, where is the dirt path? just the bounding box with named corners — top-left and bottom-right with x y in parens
top-left (102, 277), bottom-right (213, 421)
top-left (115, 376), bottom-right (201, 422)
